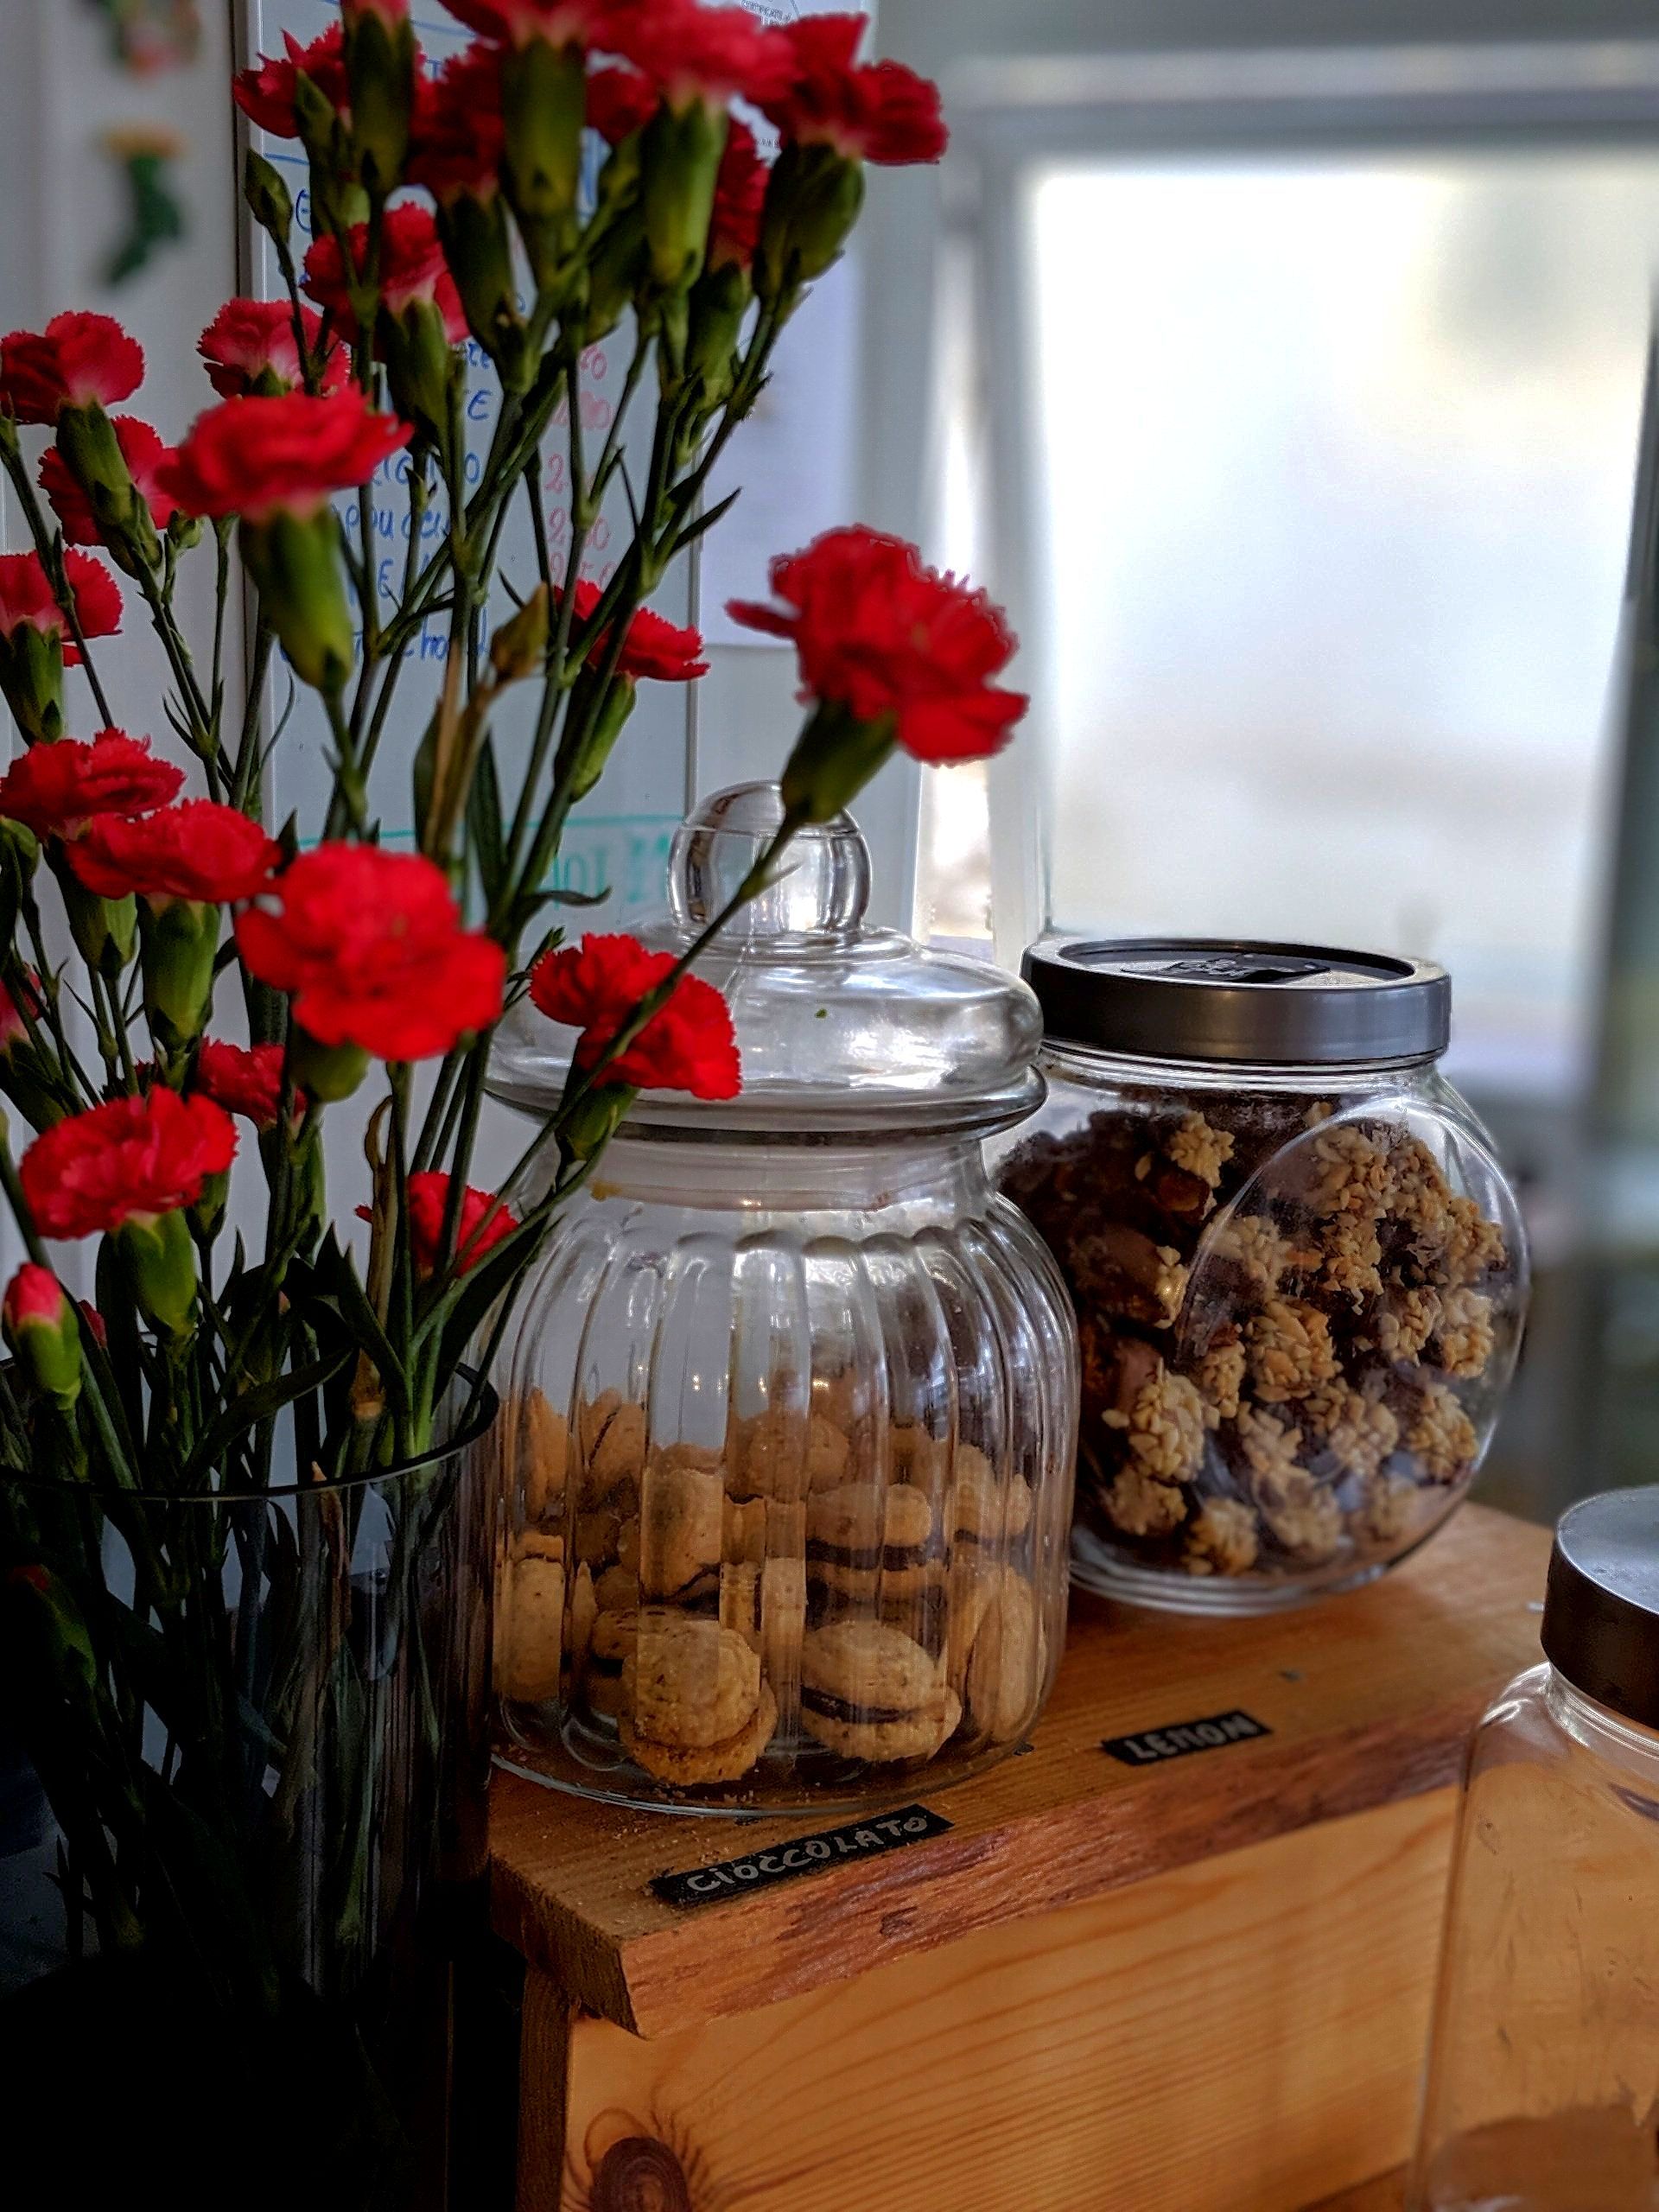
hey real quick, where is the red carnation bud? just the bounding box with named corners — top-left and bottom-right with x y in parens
top-left (20, 1085), bottom-right (237, 1241)
top-left (727, 526), bottom-right (1026, 815)
top-left (0, 728), bottom-right (183, 841)
top-left (40, 417), bottom-right (179, 552)
top-left (0, 973), bottom-right (41, 1057)
top-left (198, 299), bottom-right (346, 399)
top-left (4, 1261), bottom-right (68, 1332)
top-left (237, 843), bottom-right (507, 1064)
top-left (357, 1169), bottom-right (518, 1277)
top-left (0, 313), bottom-right (145, 426)
top-left (194, 1038), bottom-right (287, 1131)
top-left (3, 1262), bottom-right (80, 1412)
top-left (343, 1), bottom-right (410, 28)
top-left (0, 552), bottom-right (123, 747)
top-left (528, 931), bottom-right (741, 1102)
top-left (79, 1300), bottom-right (107, 1350)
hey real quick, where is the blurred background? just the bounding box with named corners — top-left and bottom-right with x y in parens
top-left (865, 0), bottom-right (1659, 1533)
top-left (13, 0), bottom-right (1659, 1526)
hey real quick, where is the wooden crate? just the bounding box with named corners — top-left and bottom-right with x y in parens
top-left (489, 1504), bottom-right (1550, 2212)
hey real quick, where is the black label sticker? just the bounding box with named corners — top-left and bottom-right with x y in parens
top-left (1102, 1708), bottom-right (1272, 1767)
top-left (652, 1803), bottom-right (952, 1910)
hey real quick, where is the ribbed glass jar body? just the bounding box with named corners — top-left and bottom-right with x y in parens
top-left (997, 1047), bottom-right (1528, 1611)
top-left (492, 1129), bottom-right (1079, 1810)
top-left (1409, 1663), bottom-right (1659, 2209)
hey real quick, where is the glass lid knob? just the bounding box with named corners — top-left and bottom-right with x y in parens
top-left (666, 781), bottom-right (870, 944)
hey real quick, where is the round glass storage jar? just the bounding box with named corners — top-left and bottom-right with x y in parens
top-left (997, 939), bottom-right (1528, 1611)
top-left (1410, 1488), bottom-right (1659, 2209)
top-left (486, 785), bottom-right (1079, 1810)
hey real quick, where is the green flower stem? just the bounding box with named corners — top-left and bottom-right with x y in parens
top-left (132, 560), bottom-right (219, 790)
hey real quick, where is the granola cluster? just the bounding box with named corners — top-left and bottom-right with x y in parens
top-left (1001, 1084), bottom-right (1521, 1586)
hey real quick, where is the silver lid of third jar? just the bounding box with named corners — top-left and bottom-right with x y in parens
top-left (1020, 937), bottom-right (1451, 1068)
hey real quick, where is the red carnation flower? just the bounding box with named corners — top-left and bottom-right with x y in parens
top-left (0, 313), bottom-right (145, 426)
top-left (193, 1038), bottom-right (286, 1130)
top-left (562, 581), bottom-right (706, 682)
top-left (529, 932), bottom-right (741, 1100)
top-left (236, 844), bottom-right (507, 1063)
top-left (158, 389), bottom-right (410, 524)
top-left (303, 204), bottom-right (467, 347)
top-left (439, 0), bottom-right (636, 50)
top-left (586, 64), bottom-right (657, 145)
top-left (39, 417), bottom-right (179, 549)
top-left (613, 0), bottom-right (789, 109)
top-left (409, 44), bottom-right (506, 200)
top-left (357, 1170), bottom-right (518, 1276)
top-left (727, 526), bottom-right (1026, 764)
top-left (0, 728), bottom-right (182, 841)
top-left (760, 15), bottom-right (946, 165)
top-left (233, 27), bottom-right (351, 138)
top-left (0, 552), bottom-right (123, 664)
top-left (20, 1086), bottom-right (238, 1240)
top-left (709, 118), bottom-right (768, 270)
top-left (0, 974), bottom-right (41, 1055)
top-left (68, 800), bottom-right (283, 906)
top-left (198, 299), bottom-right (345, 399)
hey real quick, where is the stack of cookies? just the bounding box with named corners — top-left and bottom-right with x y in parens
top-left (494, 1384), bottom-right (1052, 1791)
top-left (1000, 1091), bottom-right (1520, 1584)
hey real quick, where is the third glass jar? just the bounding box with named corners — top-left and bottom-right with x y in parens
top-left (997, 939), bottom-right (1529, 1611)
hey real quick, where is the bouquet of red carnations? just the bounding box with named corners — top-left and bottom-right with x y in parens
top-left (0, 3), bottom-right (1026, 2199)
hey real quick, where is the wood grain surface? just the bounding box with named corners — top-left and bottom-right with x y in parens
top-left (491, 1504), bottom-right (1550, 2038)
top-left (1306, 2172), bottom-right (1407, 2209)
top-left (549, 1793), bottom-right (1453, 2211)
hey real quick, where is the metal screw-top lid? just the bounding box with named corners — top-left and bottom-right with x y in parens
top-left (1542, 1487), bottom-right (1659, 1731)
top-left (1020, 937), bottom-right (1451, 1068)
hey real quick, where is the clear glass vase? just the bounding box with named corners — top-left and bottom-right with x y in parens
top-left (0, 1395), bottom-right (496, 2212)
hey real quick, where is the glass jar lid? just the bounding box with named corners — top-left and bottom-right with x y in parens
top-left (488, 782), bottom-right (1044, 1135)
top-left (1022, 936), bottom-right (1451, 1068)
top-left (1542, 1487), bottom-right (1659, 1732)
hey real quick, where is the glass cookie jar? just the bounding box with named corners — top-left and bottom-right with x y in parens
top-left (1411, 1488), bottom-right (1659, 2209)
top-left (997, 940), bottom-right (1529, 1612)
top-left (486, 784), bottom-right (1079, 1810)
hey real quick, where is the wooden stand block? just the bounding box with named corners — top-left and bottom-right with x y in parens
top-left (491, 1505), bottom-right (1550, 2211)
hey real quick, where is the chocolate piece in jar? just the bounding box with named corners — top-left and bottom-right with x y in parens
top-left (1071, 1220), bottom-right (1188, 1331)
